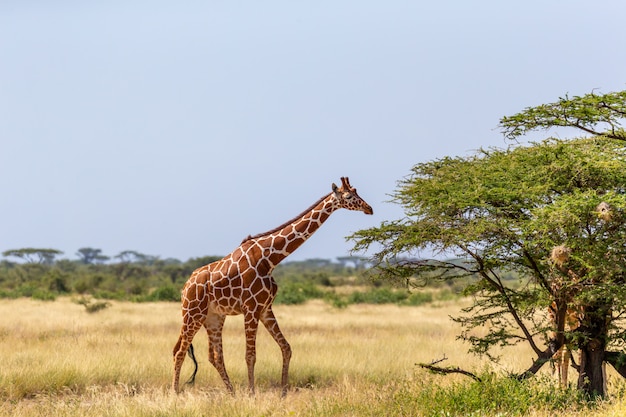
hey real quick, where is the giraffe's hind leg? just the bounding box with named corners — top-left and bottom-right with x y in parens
top-left (204, 314), bottom-right (234, 393)
top-left (552, 346), bottom-right (565, 386)
top-left (561, 347), bottom-right (571, 387)
top-left (172, 321), bottom-right (203, 393)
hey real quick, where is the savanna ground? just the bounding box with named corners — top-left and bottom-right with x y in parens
top-left (3, 298), bottom-right (626, 417)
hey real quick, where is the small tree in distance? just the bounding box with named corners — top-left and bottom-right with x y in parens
top-left (349, 89), bottom-right (626, 398)
top-left (2, 248), bottom-right (63, 264)
top-left (76, 247), bottom-right (109, 264)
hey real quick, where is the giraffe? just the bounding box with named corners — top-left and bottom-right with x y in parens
top-left (172, 177), bottom-right (373, 396)
top-left (548, 299), bottom-right (581, 387)
top-left (547, 245), bottom-right (581, 387)
top-left (547, 203), bottom-right (615, 388)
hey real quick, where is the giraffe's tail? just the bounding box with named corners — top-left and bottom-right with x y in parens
top-left (185, 343), bottom-right (199, 386)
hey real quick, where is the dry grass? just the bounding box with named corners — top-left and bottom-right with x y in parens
top-left (1, 297), bottom-right (626, 416)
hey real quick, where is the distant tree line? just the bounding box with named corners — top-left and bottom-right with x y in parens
top-left (0, 247), bottom-right (376, 303)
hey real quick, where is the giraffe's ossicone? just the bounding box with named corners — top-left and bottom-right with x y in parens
top-left (172, 177), bottom-right (373, 396)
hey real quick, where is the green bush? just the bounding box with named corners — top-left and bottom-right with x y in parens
top-left (0, 288), bottom-right (18, 299)
top-left (404, 372), bottom-right (589, 416)
top-left (348, 287), bottom-right (409, 305)
top-left (403, 291), bottom-right (433, 306)
top-left (324, 292), bottom-right (349, 308)
top-left (143, 285), bottom-right (180, 302)
top-left (275, 281), bottom-right (324, 305)
top-left (72, 278), bottom-right (90, 294)
top-left (15, 283), bottom-right (38, 298)
top-left (74, 296), bottom-right (111, 313)
top-left (44, 269), bottom-right (69, 293)
top-left (126, 281), bottom-right (147, 296)
top-left (31, 289), bottom-right (56, 301)
top-left (92, 290), bottom-right (126, 300)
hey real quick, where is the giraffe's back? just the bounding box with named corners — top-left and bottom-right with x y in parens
top-left (184, 262), bottom-right (264, 317)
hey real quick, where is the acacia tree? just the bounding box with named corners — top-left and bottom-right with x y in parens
top-left (2, 248), bottom-right (63, 264)
top-left (350, 90), bottom-right (626, 398)
top-left (76, 247), bottom-right (109, 264)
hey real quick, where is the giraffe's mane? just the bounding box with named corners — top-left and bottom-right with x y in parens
top-left (241, 192), bottom-right (332, 243)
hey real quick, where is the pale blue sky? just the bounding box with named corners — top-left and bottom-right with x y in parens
top-left (1, 1), bottom-right (625, 262)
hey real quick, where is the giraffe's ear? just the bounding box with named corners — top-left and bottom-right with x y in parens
top-left (332, 183), bottom-right (338, 193)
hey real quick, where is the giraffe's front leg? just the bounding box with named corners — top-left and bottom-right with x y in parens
top-left (261, 307), bottom-right (292, 397)
top-left (244, 310), bottom-right (260, 395)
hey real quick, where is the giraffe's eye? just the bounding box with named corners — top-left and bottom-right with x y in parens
top-left (345, 194), bottom-right (353, 200)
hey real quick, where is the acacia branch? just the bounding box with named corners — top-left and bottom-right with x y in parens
top-left (488, 267), bottom-right (543, 356)
top-left (515, 326), bottom-right (584, 380)
top-left (522, 248), bottom-right (550, 293)
top-left (570, 120), bottom-right (625, 140)
top-left (417, 357), bottom-right (482, 382)
top-left (604, 351), bottom-right (626, 378)
top-left (514, 347), bottom-right (558, 380)
top-left (599, 100), bottom-right (626, 117)
top-left (601, 131), bottom-right (626, 141)
top-left (461, 245), bottom-right (544, 356)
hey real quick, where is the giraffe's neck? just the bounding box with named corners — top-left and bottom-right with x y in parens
top-left (250, 193), bottom-right (339, 267)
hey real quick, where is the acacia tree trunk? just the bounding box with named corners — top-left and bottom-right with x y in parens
top-left (576, 301), bottom-right (611, 398)
top-left (577, 340), bottom-right (606, 397)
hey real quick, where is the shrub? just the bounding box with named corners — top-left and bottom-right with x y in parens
top-left (72, 278), bottom-right (90, 294)
top-left (143, 285), bottom-right (180, 302)
top-left (31, 289), bottom-right (56, 301)
top-left (92, 290), bottom-right (126, 300)
top-left (74, 296), bottom-right (111, 313)
top-left (16, 283), bottom-right (38, 298)
top-left (325, 292), bottom-right (349, 308)
top-left (348, 287), bottom-right (409, 305)
top-left (404, 372), bottom-right (589, 416)
top-left (0, 288), bottom-right (18, 299)
top-left (275, 281), bottom-right (324, 305)
top-left (403, 291), bottom-right (433, 306)
top-left (44, 269), bottom-right (69, 293)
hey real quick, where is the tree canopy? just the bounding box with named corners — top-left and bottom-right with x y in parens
top-left (350, 89), bottom-right (626, 397)
top-left (499, 90), bottom-right (626, 141)
top-left (76, 247), bottom-right (110, 264)
top-left (2, 248), bottom-right (63, 264)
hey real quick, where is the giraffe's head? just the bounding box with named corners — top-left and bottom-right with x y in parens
top-left (331, 177), bottom-right (374, 215)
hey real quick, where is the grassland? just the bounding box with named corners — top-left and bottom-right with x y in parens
top-left (2, 297), bottom-right (626, 416)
